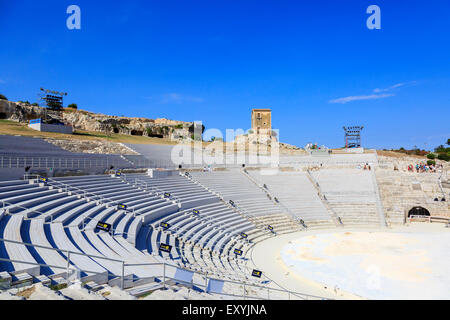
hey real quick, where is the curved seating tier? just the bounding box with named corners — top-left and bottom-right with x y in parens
top-left (247, 170), bottom-right (334, 224)
top-left (310, 169), bottom-right (381, 226)
top-left (0, 173), bottom-right (265, 289)
top-left (189, 170), bottom-right (285, 217)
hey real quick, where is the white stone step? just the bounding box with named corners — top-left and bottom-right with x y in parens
top-left (11, 272), bottom-right (33, 289)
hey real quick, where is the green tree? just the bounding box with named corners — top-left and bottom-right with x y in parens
top-left (427, 153), bottom-right (436, 160)
top-left (435, 145), bottom-right (445, 153)
top-left (67, 103), bottom-right (78, 109)
top-left (0, 94), bottom-right (7, 100)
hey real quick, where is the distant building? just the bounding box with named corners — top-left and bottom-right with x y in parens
top-left (28, 118), bottom-right (73, 134)
top-left (251, 108), bottom-right (271, 136)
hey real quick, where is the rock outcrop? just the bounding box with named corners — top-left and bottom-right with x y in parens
top-left (0, 99), bottom-right (192, 140)
top-left (44, 138), bottom-right (138, 155)
top-left (0, 99), bottom-right (46, 122)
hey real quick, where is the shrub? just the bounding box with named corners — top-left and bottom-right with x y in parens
top-left (67, 103), bottom-right (78, 109)
top-left (427, 153), bottom-right (436, 160)
top-left (50, 283), bottom-right (68, 291)
top-left (0, 94), bottom-right (7, 100)
top-left (437, 153), bottom-right (450, 161)
top-left (427, 160), bottom-right (436, 166)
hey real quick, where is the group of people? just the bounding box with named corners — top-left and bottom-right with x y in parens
top-left (407, 163), bottom-right (439, 173)
top-left (356, 163), bottom-right (372, 170)
top-left (202, 165), bottom-right (212, 172)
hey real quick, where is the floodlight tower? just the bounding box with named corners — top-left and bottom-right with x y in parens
top-left (343, 126), bottom-right (364, 148)
top-left (39, 88), bottom-right (67, 109)
top-left (38, 88), bottom-right (68, 122)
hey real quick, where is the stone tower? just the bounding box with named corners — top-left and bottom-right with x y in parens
top-left (251, 108), bottom-right (271, 135)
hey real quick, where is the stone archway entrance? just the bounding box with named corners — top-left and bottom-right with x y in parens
top-left (408, 206), bottom-right (430, 218)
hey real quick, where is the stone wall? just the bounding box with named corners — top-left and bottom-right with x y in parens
top-left (251, 109), bottom-right (271, 134)
top-left (375, 168), bottom-right (450, 225)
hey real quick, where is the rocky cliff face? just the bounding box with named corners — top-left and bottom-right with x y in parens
top-left (0, 99), bottom-right (192, 140)
top-left (0, 99), bottom-right (46, 122)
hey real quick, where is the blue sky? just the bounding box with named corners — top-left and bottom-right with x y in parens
top-left (0, 0), bottom-right (449, 150)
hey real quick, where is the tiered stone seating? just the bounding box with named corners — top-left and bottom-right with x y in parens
top-left (190, 170), bottom-right (284, 215)
top-left (189, 169), bottom-right (304, 233)
top-left (1, 215), bottom-right (40, 276)
top-left (375, 169), bottom-right (449, 225)
top-left (278, 152), bottom-right (378, 166)
top-left (247, 170), bottom-right (334, 227)
top-left (124, 173), bottom-right (220, 208)
top-left (139, 200), bottom-right (261, 281)
top-left (0, 137), bottom-right (132, 172)
top-left (0, 175), bottom-right (177, 287)
top-left (0, 170), bottom-right (307, 295)
top-left (311, 169), bottom-right (381, 226)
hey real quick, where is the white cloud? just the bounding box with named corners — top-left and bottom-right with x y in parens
top-left (329, 93), bottom-right (394, 104)
top-left (160, 93), bottom-right (204, 104)
top-left (330, 81), bottom-right (416, 104)
top-left (373, 82), bottom-right (406, 93)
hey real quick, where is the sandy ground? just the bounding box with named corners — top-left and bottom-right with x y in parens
top-left (249, 224), bottom-right (450, 300)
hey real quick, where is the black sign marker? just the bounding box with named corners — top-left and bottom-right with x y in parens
top-left (96, 221), bottom-right (111, 232)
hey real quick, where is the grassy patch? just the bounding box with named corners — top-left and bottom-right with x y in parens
top-left (376, 150), bottom-right (426, 159)
top-left (101, 291), bottom-right (111, 297)
top-left (137, 291), bottom-right (153, 299)
top-left (49, 283), bottom-right (68, 291)
top-left (16, 285), bottom-right (36, 298)
top-left (0, 120), bottom-right (178, 145)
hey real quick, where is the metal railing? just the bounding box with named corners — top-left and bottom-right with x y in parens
top-left (1, 199), bottom-right (48, 219)
top-left (30, 175), bottom-right (138, 217)
top-left (305, 170), bottom-right (343, 227)
top-left (370, 168), bottom-right (388, 227)
top-left (0, 156), bottom-right (131, 169)
top-left (409, 215), bottom-right (450, 224)
top-left (183, 172), bottom-right (282, 239)
top-left (0, 237), bottom-right (328, 300)
top-left (161, 215), bottom-right (243, 249)
top-left (120, 175), bottom-right (182, 206)
top-left (240, 169), bottom-right (307, 229)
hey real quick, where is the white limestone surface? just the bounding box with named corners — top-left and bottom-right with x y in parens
top-left (28, 283), bottom-right (67, 300)
top-left (59, 281), bottom-right (105, 300)
top-left (280, 230), bottom-right (450, 299)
